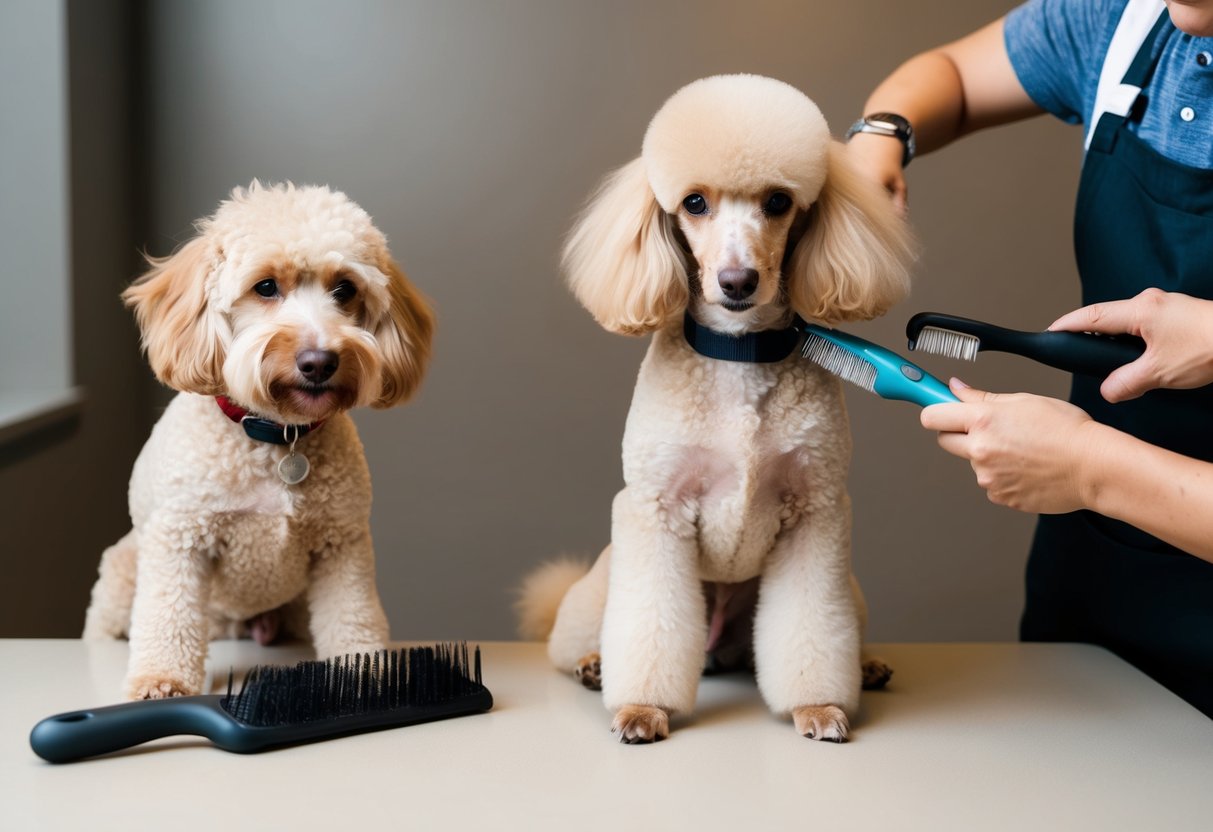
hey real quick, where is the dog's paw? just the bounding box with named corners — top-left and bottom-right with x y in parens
top-left (611, 705), bottom-right (670, 744)
top-left (792, 704), bottom-right (849, 743)
top-left (861, 657), bottom-right (893, 690)
top-left (126, 675), bottom-right (195, 700)
top-left (574, 652), bottom-right (602, 691)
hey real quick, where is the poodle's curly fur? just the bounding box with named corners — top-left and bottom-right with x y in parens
top-left (82, 182), bottom-right (434, 700)
top-left (519, 74), bottom-right (915, 743)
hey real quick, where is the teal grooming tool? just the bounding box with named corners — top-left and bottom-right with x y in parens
top-left (801, 324), bottom-right (958, 406)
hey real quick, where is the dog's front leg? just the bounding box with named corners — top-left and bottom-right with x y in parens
top-left (600, 488), bottom-right (705, 743)
top-left (124, 515), bottom-right (214, 699)
top-left (307, 528), bottom-right (389, 658)
top-left (753, 490), bottom-right (862, 742)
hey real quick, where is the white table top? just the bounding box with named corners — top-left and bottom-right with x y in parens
top-left (2, 640), bottom-right (1210, 831)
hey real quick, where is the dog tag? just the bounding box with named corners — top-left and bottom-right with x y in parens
top-left (277, 427), bottom-right (310, 485)
top-left (278, 451), bottom-right (310, 484)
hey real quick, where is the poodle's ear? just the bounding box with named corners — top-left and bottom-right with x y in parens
top-left (787, 143), bottom-right (916, 325)
top-left (562, 157), bottom-right (688, 335)
top-left (372, 260), bottom-right (434, 408)
top-left (122, 237), bottom-right (228, 394)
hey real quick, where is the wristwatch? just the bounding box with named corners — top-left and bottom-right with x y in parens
top-left (845, 112), bottom-right (916, 168)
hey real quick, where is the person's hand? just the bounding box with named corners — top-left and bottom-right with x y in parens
top-left (843, 132), bottom-right (908, 217)
top-left (1049, 289), bottom-right (1213, 403)
top-left (920, 379), bottom-right (1103, 514)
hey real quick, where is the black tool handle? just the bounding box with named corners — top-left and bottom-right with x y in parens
top-left (1010, 329), bottom-right (1146, 377)
top-left (907, 312), bottom-right (1146, 379)
top-left (29, 696), bottom-right (235, 763)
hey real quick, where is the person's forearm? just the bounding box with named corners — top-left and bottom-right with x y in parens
top-left (861, 51), bottom-right (967, 155)
top-left (1080, 424), bottom-right (1213, 562)
top-left (860, 19), bottom-right (1041, 157)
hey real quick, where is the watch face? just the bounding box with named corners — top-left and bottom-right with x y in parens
top-left (867, 113), bottom-right (911, 135)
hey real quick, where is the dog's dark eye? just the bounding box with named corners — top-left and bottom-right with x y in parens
top-left (682, 193), bottom-right (708, 215)
top-left (764, 192), bottom-right (793, 217)
top-left (331, 280), bottom-right (357, 305)
top-left (253, 279), bottom-right (279, 298)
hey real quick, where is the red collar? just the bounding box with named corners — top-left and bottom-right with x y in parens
top-left (215, 396), bottom-right (325, 445)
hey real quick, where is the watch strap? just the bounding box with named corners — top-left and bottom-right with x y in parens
top-left (845, 112), bottom-right (915, 168)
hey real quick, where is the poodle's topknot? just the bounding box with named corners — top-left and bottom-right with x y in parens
top-left (641, 74), bottom-right (830, 213)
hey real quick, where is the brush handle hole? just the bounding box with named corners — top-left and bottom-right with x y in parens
top-left (54, 713), bottom-right (93, 723)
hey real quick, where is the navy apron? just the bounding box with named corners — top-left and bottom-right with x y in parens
top-left (1020, 12), bottom-right (1213, 717)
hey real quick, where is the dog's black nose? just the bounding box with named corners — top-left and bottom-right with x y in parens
top-left (718, 268), bottom-right (759, 301)
top-left (297, 349), bottom-right (339, 384)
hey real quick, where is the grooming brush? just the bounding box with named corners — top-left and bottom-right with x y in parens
top-left (906, 312), bottom-right (1146, 378)
top-left (801, 324), bottom-right (958, 406)
top-left (29, 643), bottom-right (491, 763)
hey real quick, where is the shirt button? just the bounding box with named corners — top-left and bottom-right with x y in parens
top-left (1181, 106), bottom-right (1196, 122)
top-left (1199, 51), bottom-right (1211, 66)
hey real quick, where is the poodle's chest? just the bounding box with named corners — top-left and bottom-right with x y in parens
top-left (669, 445), bottom-right (816, 582)
top-left (638, 371), bottom-right (830, 509)
top-left (625, 352), bottom-right (849, 580)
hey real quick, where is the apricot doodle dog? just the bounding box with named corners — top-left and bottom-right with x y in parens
top-left (519, 75), bottom-right (915, 743)
top-left (83, 182), bottom-right (434, 700)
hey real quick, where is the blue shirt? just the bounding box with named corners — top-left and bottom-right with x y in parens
top-left (1005, 0), bottom-right (1213, 168)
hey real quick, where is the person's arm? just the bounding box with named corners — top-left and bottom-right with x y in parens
top-left (1082, 421), bottom-right (1213, 560)
top-left (921, 379), bottom-right (1213, 563)
top-left (847, 18), bottom-right (1043, 212)
top-left (1049, 289), bottom-right (1213, 402)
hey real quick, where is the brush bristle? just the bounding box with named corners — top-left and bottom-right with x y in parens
top-left (802, 333), bottom-right (877, 392)
top-left (221, 643), bottom-right (486, 727)
top-left (912, 327), bottom-right (980, 361)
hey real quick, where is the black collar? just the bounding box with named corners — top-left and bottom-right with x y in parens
top-left (682, 312), bottom-right (804, 363)
top-left (215, 396), bottom-right (325, 445)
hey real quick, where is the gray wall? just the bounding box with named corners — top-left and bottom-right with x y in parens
top-left (3, 0), bottom-right (1082, 642)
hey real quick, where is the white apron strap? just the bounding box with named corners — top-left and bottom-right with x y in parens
top-left (1085, 0), bottom-right (1167, 150)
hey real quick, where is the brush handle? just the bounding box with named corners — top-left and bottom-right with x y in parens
top-left (908, 312), bottom-right (1146, 378)
top-left (873, 364), bottom-right (959, 407)
top-left (29, 696), bottom-right (238, 763)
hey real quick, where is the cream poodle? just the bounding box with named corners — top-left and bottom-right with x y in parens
top-left (82, 182), bottom-right (434, 700)
top-left (518, 75), bottom-right (915, 742)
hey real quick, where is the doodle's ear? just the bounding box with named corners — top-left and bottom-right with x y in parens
top-left (372, 259), bottom-right (435, 408)
top-left (122, 238), bottom-right (228, 393)
top-left (562, 158), bottom-right (688, 335)
top-left (787, 143), bottom-right (915, 324)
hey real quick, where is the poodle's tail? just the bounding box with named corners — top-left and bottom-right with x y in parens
top-left (514, 558), bottom-right (590, 640)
